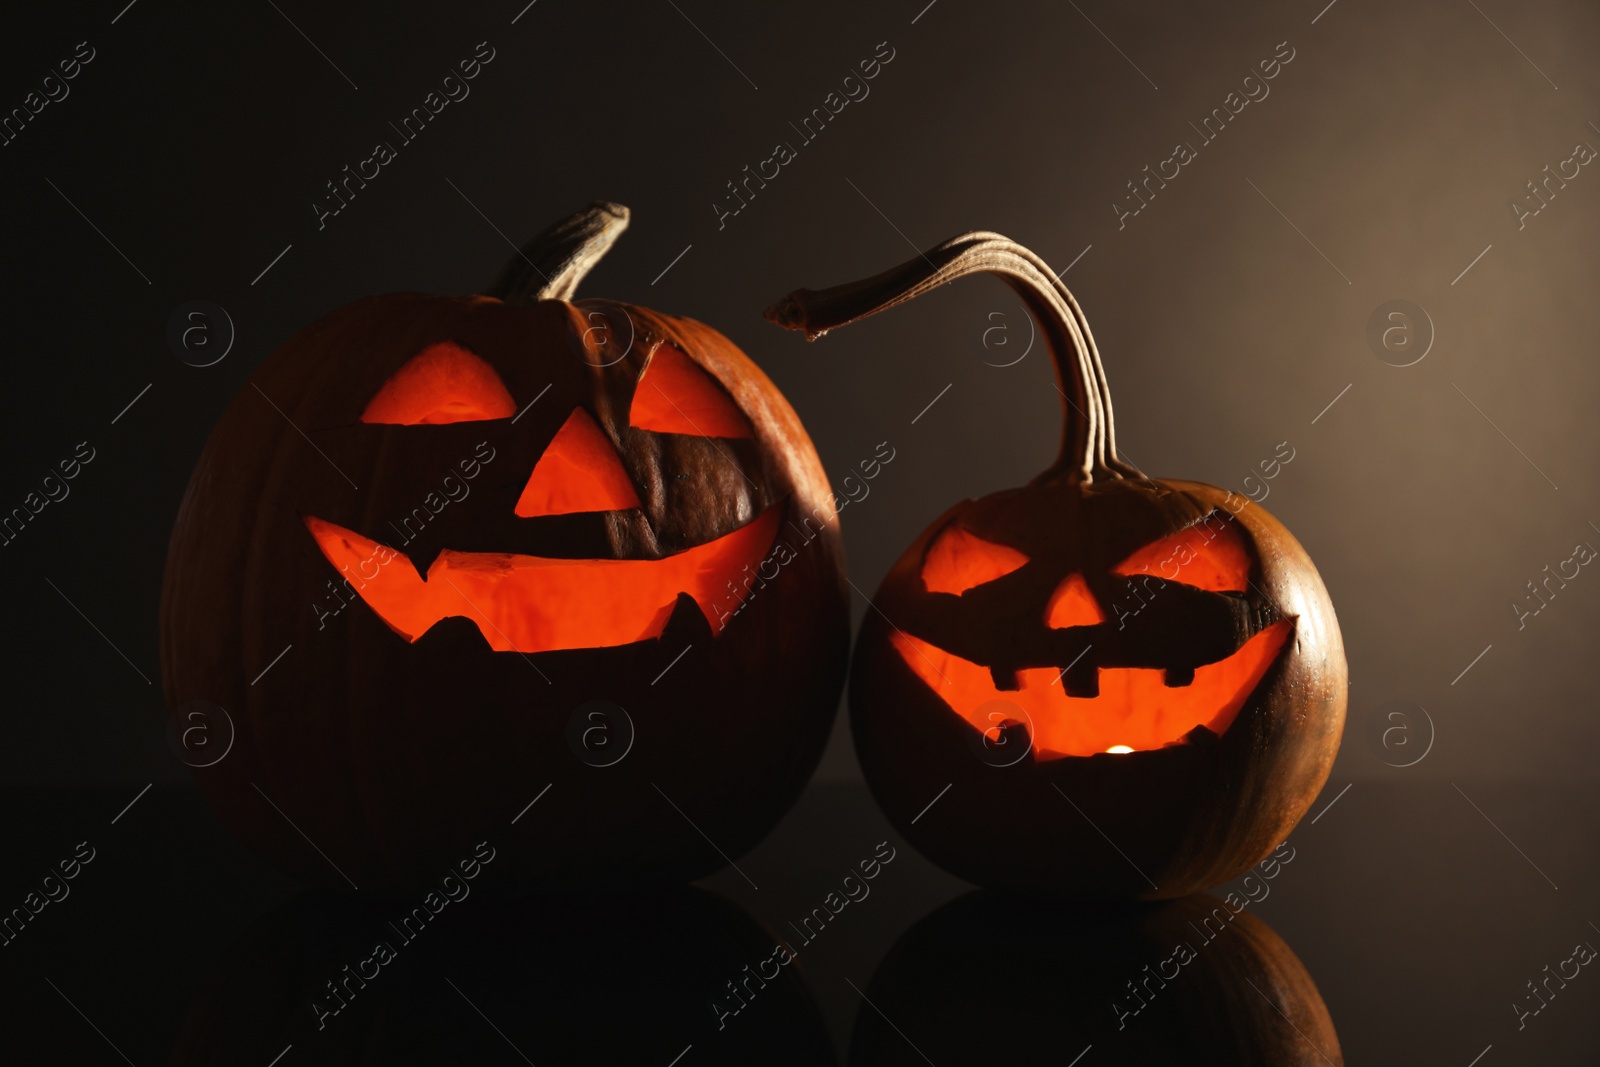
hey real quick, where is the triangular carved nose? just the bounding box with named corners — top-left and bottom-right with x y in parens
top-left (1044, 572), bottom-right (1104, 629)
top-left (515, 407), bottom-right (641, 517)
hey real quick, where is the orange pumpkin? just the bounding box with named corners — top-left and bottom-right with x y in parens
top-left (769, 231), bottom-right (1345, 896)
top-left (161, 203), bottom-right (848, 892)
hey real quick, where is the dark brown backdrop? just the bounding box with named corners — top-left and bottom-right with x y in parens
top-left (2, 0), bottom-right (1596, 791)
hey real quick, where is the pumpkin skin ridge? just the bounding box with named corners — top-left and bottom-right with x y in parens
top-left (593, 298), bottom-right (844, 561)
top-left (161, 209), bottom-right (850, 894)
top-left (1156, 479), bottom-right (1344, 892)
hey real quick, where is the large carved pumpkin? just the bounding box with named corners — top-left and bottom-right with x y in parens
top-left (768, 232), bottom-right (1345, 896)
top-left (851, 890), bottom-right (1343, 1065)
top-left (161, 203), bottom-right (849, 892)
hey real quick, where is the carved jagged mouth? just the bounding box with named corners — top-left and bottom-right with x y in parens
top-left (304, 508), bottom-right (779, 654)
top-left (890, 620), bottom-right (1293, 760)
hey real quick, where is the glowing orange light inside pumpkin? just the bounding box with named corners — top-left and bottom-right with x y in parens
top-left (360, 341), bottom-right (517, 425)
top-left (1106, 745), bottom-right (1134, 754)
top-left (1112, 515), bottom-right (1253, 593)
top-left (628, 344), bottom-right (754, 438)
top-left (921, 526), bottom-right (1030, 596)
top-left (304, 509), bottom-right (780, 654)
top-left (315, 340), bottom-right (782, 654)
top-left (515, 408), bottom-right (642, 516)
top-left (1044, 573), bottom-right (1104, 628)
top-left (890, 621), bottom-right (1291, 759)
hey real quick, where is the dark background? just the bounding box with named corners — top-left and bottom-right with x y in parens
top-left (2, 0), bottom-right (1599, 1062)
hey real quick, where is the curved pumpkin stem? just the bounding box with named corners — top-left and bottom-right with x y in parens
top-left (765, 231), bottom-right (1135, 484)
top-left (488, 201), bottom-right (630, 305)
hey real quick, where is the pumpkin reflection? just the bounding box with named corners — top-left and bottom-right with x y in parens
top-left (850, 891), bottom-right (1341, 1066)
top-left (173, 885), bottom-right (837, 1066)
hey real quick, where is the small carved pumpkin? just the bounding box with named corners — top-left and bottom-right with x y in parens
top-left (161, 203), bottom-right (848, 892)
top-left (768, 232), bottom-right (1345, 897)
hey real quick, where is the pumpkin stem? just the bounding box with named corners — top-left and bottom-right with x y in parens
top-left (765, 231), bottom-right (1133, 483)
top-left (488, 201), bottom-right (630, 305)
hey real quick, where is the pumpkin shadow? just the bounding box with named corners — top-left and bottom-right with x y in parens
top-left (172, 884), bottom-right (837, 1066)
top-left (849, 891), bottom-right (1341, 1067)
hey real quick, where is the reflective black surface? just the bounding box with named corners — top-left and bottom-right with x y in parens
top-left (3, 780), bottom-right (1598, 1063)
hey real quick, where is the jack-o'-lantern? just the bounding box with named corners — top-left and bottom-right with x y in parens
top-left (161, 202), bottom-right (848, 893)
top-left (767, 232), bottom-right (1345, 896)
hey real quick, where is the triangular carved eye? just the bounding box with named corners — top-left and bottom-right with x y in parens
top-left (361, 342), bottom-right (516, 424)
top-left (1044, 573), bottom-right (1104, 628)
top-left (515, 408), bottom-right (642, 517)
top-left (921, 525), bottom-right (1029, 595)
top-left (628, 344), bottom-right (753, 438)
top-left (1112, 513), bottom-right (1252, 593)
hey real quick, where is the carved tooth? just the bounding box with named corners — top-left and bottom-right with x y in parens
top-left (1164, 665), bottom-right (1195, 687)
top-left (1063, 655), bottom-right (1099, 698)
top-left (989, 665), bottom-right (1022, 692)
